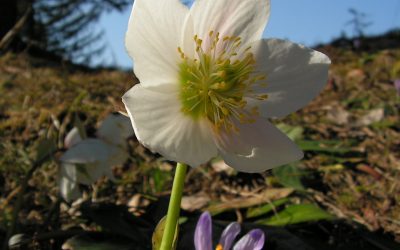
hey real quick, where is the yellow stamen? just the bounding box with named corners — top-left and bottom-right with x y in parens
top-left (178, 31), bottom-right (268, 133)
top-left (215, 244), bottom-right (223, 250)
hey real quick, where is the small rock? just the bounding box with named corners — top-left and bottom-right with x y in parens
top-left (326, 106), bottom-right (350, 125)
top-left (357, 108), bottom-right (384, 126)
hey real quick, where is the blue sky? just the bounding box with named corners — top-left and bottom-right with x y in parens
top-left (97, 0), bottom-right (400, 68)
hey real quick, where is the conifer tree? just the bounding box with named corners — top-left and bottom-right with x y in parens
top-left (0, 0), bottom-right (131, 64)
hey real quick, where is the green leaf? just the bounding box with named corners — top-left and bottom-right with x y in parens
top-left (152, 168), bottom-right (169, 193)
top-left (152, 216), bottom-right (166, 250)
top-left (152, 216), bottom-right (179, 250)
top-left (246, 198), bottom-right (289, 219)
top-left (34, 137), bottom-right (56, 162)
top-left (257, 204), bottom-right (334, 226)
top-left (297, 140), bottom-right (352, 154)
top-left (178, 216), bottom-right (188, 224)
top-left (371, 119), bottom-right (398, 129)
top-left (276, 123), bottom-right (304, 141)
top-left (272, 164), bottom-right (306, 191)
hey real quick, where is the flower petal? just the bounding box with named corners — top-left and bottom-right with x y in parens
top-left (60, 139), bottom-right (126, 184)
top-left (107, 145), bottom-right (129, 167)
top-left (59, 176), bottom-right (81, 202)
top-left (233, 229), bottom-right (265, 250)
top-left (250, 39), bottom-right (331, 118)
top-left (194, 212), bottom-right (213, 250)
top-left (122, 84), bottom-right (218, 167)
top-left (64, 127), bottom-right (82, 149)
top-left (59, 163), bottom-right (81, 202)
top-left (125, 0), bottom-right (189, 86)
top-left (216, 118), bottom-right (303, 173)
top-left (394, 79), bottom-right (400, 95)
top-left (60, 139), bottom-right (112, 164)
top-left (97, 113), bottom-right (134, 146)
top-left (219, 222), bottom-right (241, 250)
top-left (189, 0), bottom-right (270, 46)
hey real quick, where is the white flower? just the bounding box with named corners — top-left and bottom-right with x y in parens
top-left (96, 113), bottom-right (135, 145)
top-left (59, 114), bottom-right (133, 201)
top-left (122, 0), bottom-right (331, 172)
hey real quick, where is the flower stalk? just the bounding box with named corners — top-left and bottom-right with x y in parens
top-left (160, 162), bottom-right (188, 250)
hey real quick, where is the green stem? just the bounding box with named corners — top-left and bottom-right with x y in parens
top-left (160, 162), bottom-right (188, 250)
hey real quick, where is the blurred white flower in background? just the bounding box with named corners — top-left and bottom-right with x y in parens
top-left (59, 114), bottom-right (133, 201)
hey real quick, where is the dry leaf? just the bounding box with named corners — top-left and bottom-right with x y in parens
top-left (205, 188), bottom-right (294, 214)
top-left (181, 192), bottom-right (210, 211)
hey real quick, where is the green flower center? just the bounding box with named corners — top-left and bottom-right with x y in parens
top-left (178, 31), bottom-right (267, 132)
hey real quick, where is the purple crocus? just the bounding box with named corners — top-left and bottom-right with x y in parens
top-left (394, 79), bottom-right (400, 95)
top-left (194, 212), bottom-right (265, 250)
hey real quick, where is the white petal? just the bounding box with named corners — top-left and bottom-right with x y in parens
top-left (122, 84), bottom-right (217, 167)
top-left (59, 176), bottom-right (81, 202)
top-left (107, 145), bottom-right (129, 167)
top-left (60, 139), bottom-right (127, 184)
top-left (250, 39), bottom-right (331, 118)
top-left (97, 113), bottom-right (134, 146)
top-left (75, 162), bottom-right (108, 185)
top-left (60, 162), bottom-right (78, 182)
top-left (216, 118), bottom-right (303, 173)
top-left (60, 139), bottom-right (111, 164)
top-left (125, 0), bottom-right (189, 86)
top-left (181, 13), bottom-right (195, 59)
top-left (189, 0), bottom-right (270, 46)
top-left (64, 127), bottom-right (82, 149)
top-left (59, 163), bottom-right (81, 202)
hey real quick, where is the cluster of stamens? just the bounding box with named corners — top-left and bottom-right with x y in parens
top-left (178, 31), bottom-right (268, 133)
top-left (215, 244), bottom-right (223, 250)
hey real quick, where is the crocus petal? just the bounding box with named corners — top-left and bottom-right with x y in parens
top-left (219, 222), bottom-right (241, 250)
top-left (194, 212), bottom-right (213, 250)
top-left (125, 0), bottom-right (189, 86)
top-left (216, 118), bottom-right (303, 172)
top-left (189, 0), bottom-right (270, 47)
top-left (233, 229), bottom-right (265, 250)
top-left (97, 113), bottom-right (134, 146)
top-left (394, 79), bottom-right (400, 95)
top-left (64, 127), bottom-right (82, 149)
top-left (250, 39), bottom-right (330, 118)
top-left (122, 84), bottom-right (218, 167)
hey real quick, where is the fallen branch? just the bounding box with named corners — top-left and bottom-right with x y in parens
top-left (0, 7), bottom-right (31, 51)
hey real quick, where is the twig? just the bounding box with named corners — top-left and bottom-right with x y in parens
top-left (0, 187), bottom-right (21, 211)
top-left (0, 7), bottom-right (31, 51)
